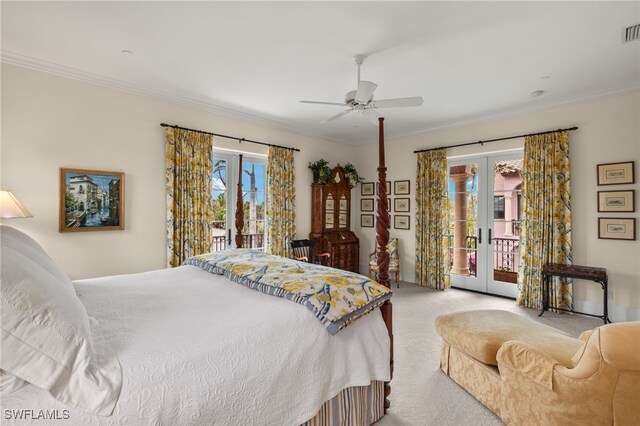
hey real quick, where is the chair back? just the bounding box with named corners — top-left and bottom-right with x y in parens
top-left (382, 238), bottom-right (399, 267)
top-left (599, 321), bottom-right (640, 371)
top-left (290, 239), bottom-right (316, 263)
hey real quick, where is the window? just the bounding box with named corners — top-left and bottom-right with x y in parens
top-left (211, 153), bottom-right (266, 251)
top-left (241, 160), bottom-right (265, 250)
top-left (494, 195), bottom-right (505, 219)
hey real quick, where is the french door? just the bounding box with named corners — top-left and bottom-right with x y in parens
top-left (448, 151), bottom-right (523, 298)
top-left (211, 152), bottom-right (266, 251)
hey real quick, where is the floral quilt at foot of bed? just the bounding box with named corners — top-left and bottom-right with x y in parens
top-left (184, 249), bottom-right (392, 334)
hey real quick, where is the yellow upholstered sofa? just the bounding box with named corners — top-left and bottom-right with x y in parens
top-left (435, 310), bottom-right (640, 425)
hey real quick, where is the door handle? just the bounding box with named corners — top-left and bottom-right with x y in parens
top-left (478, 228), bottom-right (482, 244)
top-left (227, 229), bottom-right (231, 245)
top-left (488, 229), bottom-right (493, 245)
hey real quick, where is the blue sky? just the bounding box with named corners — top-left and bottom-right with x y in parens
top-left (65, 173), bottom-right (119, 190)
top-left (448, 174), bottom-right (478, 198)
top-left (212, 161), bottom-right (265, 203)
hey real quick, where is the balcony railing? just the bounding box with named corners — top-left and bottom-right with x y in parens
top-left (445, 234), bottom-right (478, 278)
top-left (210, 233), bottom-right (265, 252)
top-left (494, 237), bottom-right (519, 273)
top-left (445, 235), bottom-right (520, 280)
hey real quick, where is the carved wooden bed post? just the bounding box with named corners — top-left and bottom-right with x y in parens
top-left (235, 154), bottom-right (244, 248)
top-left (376, 117), bottom-right (394, 411)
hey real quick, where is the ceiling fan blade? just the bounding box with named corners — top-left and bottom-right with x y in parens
top-left (371, 96), bottom-right (424, 108)
top-left (355, 80), bottom-right (378, 103)
top-left (320, 109), bottom-right (353, 124)
top-left (300, 101), bottom-right (347, 106)
top-left (361, 108), bottom-right (381, 125)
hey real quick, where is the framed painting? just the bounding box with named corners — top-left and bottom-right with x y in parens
top-left (59, 168), bottom-right (124, 232)
top-left (394, 215), bottom-right (410, 230)
top-left (361, 182), bottom-right (374, 196)
top-left (597, 161), bottom-right (635, 185)
top-left (394, 180), bottom-right (410, 195)
top-left (597, 190), bottom-right (635, 212)
top-left (361, 214), bottom-right (374, 228)
top-left (598, 218), bottom-right (635, 241)
top-left (394, 198), bottom-right (410, 212)
top-left (361, 198), bottom-right (374, 212)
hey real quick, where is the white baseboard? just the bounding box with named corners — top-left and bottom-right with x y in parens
top-left (573, 299), bottom-right (640, 322)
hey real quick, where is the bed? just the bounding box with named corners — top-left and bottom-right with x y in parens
top-left (0, 119), bottom-right (394, 425)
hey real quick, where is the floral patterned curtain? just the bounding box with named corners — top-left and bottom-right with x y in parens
top-left (266, 147), bottom-right (296, 257)
top-left (517, 131), bottom-right (572, 310)
top-left (416, 149), bottom-right (451, 289)
top-left (165, 128), bottom-right (214, 267)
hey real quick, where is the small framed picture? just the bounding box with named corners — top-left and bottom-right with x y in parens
top-left (394, 215), bottom-right (410, 230)
top-left (326, 198), bottom-right (334, 210)
top-left (361, 182), bottom-right (374, 196)
top-left (339, 213), bottom-right (347, 227)
top-left (59, 168), bottom-right (125, 233)
top-left (598, 218), bottom-right (636, 240)
top-left (377, 181), bottom-right (391, 195)
top-left (361, 214), bottom-right (374, 228)
top-left (361, 198), bottom-right (374, 212)
top-left (394, 198), bottom-right (410, 213)
top-left (598, 190), bottom-right (635, 212)
top-left (394, 180), bottom-right (410, 195)
top-left (597, 161), bottom-right (635, 185)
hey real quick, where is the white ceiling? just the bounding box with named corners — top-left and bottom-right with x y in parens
top-left (2, 1), bottom-right (639, 145)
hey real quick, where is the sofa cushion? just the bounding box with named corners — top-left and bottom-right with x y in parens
top-left (435, 310), bottom-right (583, 367)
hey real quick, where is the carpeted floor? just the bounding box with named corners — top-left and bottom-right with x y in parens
top-left (376, 282), bottom-right (601, 426)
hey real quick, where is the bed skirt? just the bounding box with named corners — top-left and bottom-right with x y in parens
top-left (300, 381), bottom-right (385, 426)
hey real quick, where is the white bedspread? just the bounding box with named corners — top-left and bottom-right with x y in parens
top-left (1, 265), bottom-right (390, 425)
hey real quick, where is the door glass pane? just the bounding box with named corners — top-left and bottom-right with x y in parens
top-left (448, 163), bottom-right (478, 278)
top-left (325, 194), bottom-right (334, 229)
top-left (211, 158), bottom-right (228, 252)
top-left (339, 195), bottom-right (348, 228)
top-left (242, 160), bottom-right (265, 249)
top-left (492, 159), bottom-right (523, 284)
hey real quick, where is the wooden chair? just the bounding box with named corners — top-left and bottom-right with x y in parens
top-left (290, 239), bottom-right (331, 266)
top-left (369, 238), bottom-right (400, 287)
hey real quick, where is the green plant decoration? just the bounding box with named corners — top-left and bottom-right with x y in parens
top-left (343, 162), bottom-right (364, 188)
top-left (308, 159), bottom-right (332, 184)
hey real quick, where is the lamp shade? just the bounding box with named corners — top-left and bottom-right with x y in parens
top-left (0, 190), bottom-right (33, 218)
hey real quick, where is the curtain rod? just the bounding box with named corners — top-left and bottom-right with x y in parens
top-left (413, 126), bottom-right (578, 154)
top-left (160, 123), bottom-right (301, 152)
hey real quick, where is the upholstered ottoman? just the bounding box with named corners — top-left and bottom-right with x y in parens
top-left (434, 310), bottom-right (582, 417)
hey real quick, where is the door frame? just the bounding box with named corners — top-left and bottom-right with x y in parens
top-left (447, 156), bottom-right (488, 293)
top-left (485, 150), bottom-right (523, 298)
top-left (448, 149), bottom-right (523, 298)
top-left (212, 150), bottom-right (267, 249)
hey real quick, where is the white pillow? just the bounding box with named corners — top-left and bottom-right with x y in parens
top-left (0, 226), bottom-right (121, 415)
top-left (0, 225), bottom-right (71, 286)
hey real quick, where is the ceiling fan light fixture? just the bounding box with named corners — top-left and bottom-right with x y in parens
top-left (300, 54), bottom-right (423, 124)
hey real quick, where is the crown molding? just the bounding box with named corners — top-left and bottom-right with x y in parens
top-left (3, 51), bottom-right (638, 148)
top-left (0, 51), bottom-right (343, 146)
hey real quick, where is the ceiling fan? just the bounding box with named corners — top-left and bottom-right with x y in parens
top-left (300, 54), bottom-right (423, 125)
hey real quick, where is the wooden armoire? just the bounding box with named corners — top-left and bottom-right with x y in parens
top-left (310, 166), bottom-right (360, 273)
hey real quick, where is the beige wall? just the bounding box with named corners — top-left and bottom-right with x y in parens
top-left (3, 64), bottom-right (638, 321)
top-left (353, 92), bottom-right (640, 321)
top-left (1, 64), bottom-right (356, 278)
